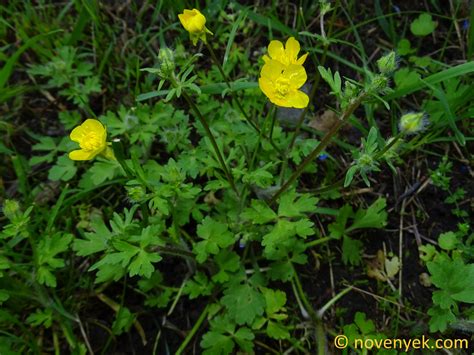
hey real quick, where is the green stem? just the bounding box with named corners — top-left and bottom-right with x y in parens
top-left (374, 132), bottom-right (403, 160)
top-left (205, 42), bottom-right (283, 155)
top-left (155, 245), bottom-right (195, 259)
top-left (305, 236), bottom-right (336, 248)
top-left (293, 273), bottom-right (326, 355)
top-left (172, 75), bottom-right (239, 196)
top-left (317, 286), bottom-right (352, 317)
top-left (270, 92), bottom-right (367, 205)
top-left (112, 140), bottom-right (134, 178)
top-left (175, 303), bottom-right (210, 355)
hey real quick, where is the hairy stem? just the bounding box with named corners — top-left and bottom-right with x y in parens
top-left (171, 74), bottom-right (239, 196)
top-left (270, 92), bottom-right (367, 204)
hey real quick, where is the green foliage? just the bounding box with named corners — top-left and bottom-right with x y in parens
top-left (201, 315), bottom-right (254, 354)
top-left (194, 217), bottom-right (235, 263)
top-left (427, 256), bottom-right (474, 332)
top-left (1, 1), bottom-right (472, 353)
top-left (410, 13), bottom-right (438, 36)
top-left (27, 46), bottom-right (101, 106)
top-left (221, 281), bottom-right (266, 325)
top-left (329, 198), bottom-right (387, 265)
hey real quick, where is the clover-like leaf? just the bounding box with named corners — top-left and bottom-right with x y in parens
top-left (410, 13), bottom-right (437, 36)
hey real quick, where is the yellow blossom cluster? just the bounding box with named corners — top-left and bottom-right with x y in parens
top-left (68, 10), bottom-right (311, 161)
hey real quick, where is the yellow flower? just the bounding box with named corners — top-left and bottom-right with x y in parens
top-left (68, 119), bottom-right (114, 161)
top-left (178, 9), bottom-right (213, 45)
top-left (259, 59), bottom-right (309, 108)
top-left (262, 37), bottom-right (308, 66)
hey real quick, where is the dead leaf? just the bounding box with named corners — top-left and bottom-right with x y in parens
top-left (308, 109), bottom-right (339, 133)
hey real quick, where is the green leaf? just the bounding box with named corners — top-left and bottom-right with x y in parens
top-left (48, 155), bottom-right (77, 181)
top-left (267, 320), bottom-right (290, 340)
top-left (428, 306), bottom-right (456, 332)
top-left (348, 198), bottom-right (387, 231)
top-left (438, 231), bottom-right (458, 251)
top-left (213, 250), bottom-right (240, 283)
top-left (0, 30), bottom-right (62, 90)
top-left (128, 250), bottom-right (162, 278)
top-left (263, 288), bottom-right (287, 317)
top-left (242, 200), bottom-right (277, 224)
top-left (278, 191), bottom-right (318, 218)
top-left (318, 66), bottom-right (342, 98)
top-left (387, 62), bottom-right (474, 101)
top-left (37, 266), bottom-right (57, 287)
top-left (112, 307), bottom-right (135, 334)
top-left (201, 331), bottom-right (234, 355)
top-left (88, 160), bottom-right (122, 185)
top-left (221, 283), bottom-right (265, 325)
top-left (184, 272), bottom-right (213, 299)
top-left (193, 217), bottom-right (235, 263)
top-left (397, 39), bottom-right (415, 55)
top-left (73, 217), bottom-right (112, 256)
top-left (233, 327), bottom-right (255, 352)
top-left (328, 204), bottom-right (352, 239)
top-left (201, 315), bottom-right (255, 355)
top-left (26, 309), bottom-right (53, 328)
top-left (342, 235), bottom-right (363, 266)
top-left (354, 312), bottom-right (376, 334)
top-left (394, 68), bottom-right (421, 90)
top-left (410, 13), bottom-right (437, 36)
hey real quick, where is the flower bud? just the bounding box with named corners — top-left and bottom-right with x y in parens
top-left (126, 185), bottom-right (147, 203)
top-left (368, 74), bottom-right (389, 93)
top-left (158, 47), bottom-right (175, 78)
top-left (2, 199), bottom-right (20, 221)
top-left (377, 51), bottom-right (398, 74)
top-left (399, 112), bottom-right (428, 134)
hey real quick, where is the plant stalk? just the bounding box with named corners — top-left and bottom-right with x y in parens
top-left (171, 73), bottom-right (239, 196)
top-left (175, 303), bottom-right (210, 355)
top-left (270, 92), bottom-right (367, 204)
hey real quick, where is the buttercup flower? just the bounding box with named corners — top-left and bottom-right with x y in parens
top-left (262, 37), bottom-right (308, 66)
top-left (399, 112), bottom-right (429, 135)
top-left (178, 9), bottom-right (213, 45)
top-left (259, 59), bottom-right (309, 108)
top-left (68, 119), bottom-right (114, 161)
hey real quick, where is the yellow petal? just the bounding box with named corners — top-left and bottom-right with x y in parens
top-left (69, 149), bottom-right (97, 161)
top-left (296, 53), bottom-right (308, 65)
top-left (184, 9), bottom-right (197, 16)
top-left (268, 40), bottom-right (284, 61)
top-left (258, 77), bottom-right (274, 99)
top-left (285, 37), bottom-right (300, 61)
top-left (178, 13), bottom-right (189, 28)
top-left (286, 90), bottom-right (309, 108)
top-left (81, 119), bottom-right (105, 133)
top-left (284, 64), bottom-right (307, 88)
top-left (70, 125), bottom-right (86, 143)
top-left (262, 55), bottom-right (271, 63)
top-left (261, 60), bottom-right (285, 79)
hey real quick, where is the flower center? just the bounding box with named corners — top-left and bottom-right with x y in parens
top-left (80, 132), bottom-right (103, 151)
top-left (275, 77), bottom-right (290, 98)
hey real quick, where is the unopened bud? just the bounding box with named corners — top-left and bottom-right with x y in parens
top-left (377, 51), bottom-right (398, 74)
top-left (368, 74), bottom-right (389, 93)
top-left (158, 47), bottom-right (175, 78)
top-left (399, 112), bottom-right (428, 134)
top-left (126, 185), bottom-right (147, 203)
top-left (2, 199), bottom-right (20, 221)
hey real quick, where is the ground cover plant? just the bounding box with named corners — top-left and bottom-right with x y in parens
top-left (0, 0), bottom-right (473, 354)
